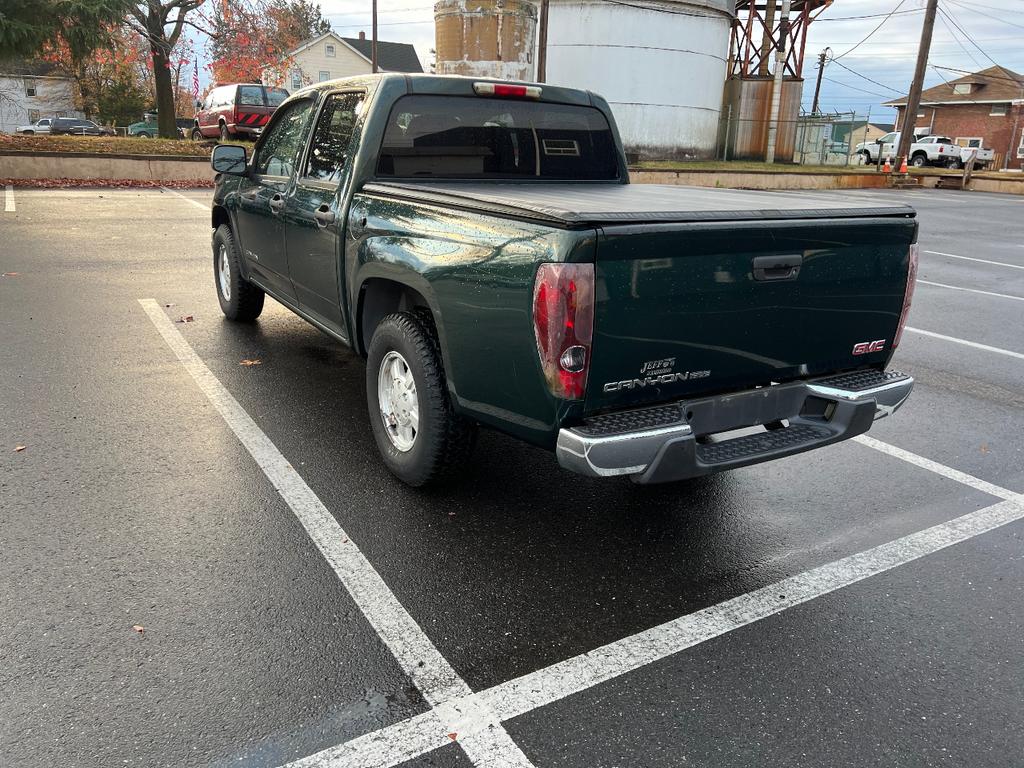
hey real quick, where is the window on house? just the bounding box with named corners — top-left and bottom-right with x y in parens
top-left (955, 137), bottom-right (983, 148)
top-left (25, 82), bottom-right (36, 97)
top-left (990, 103), bottom-right (1009, 116)
top-left (953, 83), bottom-right (973, 95)
top-left (326, 44), bottom-right (336, 57)
top-left (291, 71), bottom-right (302, 90)
top-left (319, 70), bottom-right (330, 82)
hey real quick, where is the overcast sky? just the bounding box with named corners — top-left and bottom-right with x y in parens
top-left (192, 0), bottom-right (1024, 123)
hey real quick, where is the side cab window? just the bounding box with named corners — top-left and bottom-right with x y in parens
top-left (304, 92), bottom-right (365, 185)
top-left (252, 99), bottom-right (315, 178)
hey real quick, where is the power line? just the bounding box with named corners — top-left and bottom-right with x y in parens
top-left (819, 8), bottom-right (922, 22)
top-left (821, 76), bottom-right (896, 100)
top-left (937, 4), bottom-right (999, 67)
top-left (944, 0), bottom-right (1024, 31)
top-left (935, 6), bottom-right (984, 70)
top-left (833, 0), bottom-right (910, 61)
top-left (829, 58), bottom-right (902, 93)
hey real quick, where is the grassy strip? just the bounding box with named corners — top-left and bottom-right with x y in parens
top-left (632, 159), bottom-right (1022, 181)
top-left (0, 178), bottom-right (214, 188)
top-left (0, 133), bottom-right (225, 157)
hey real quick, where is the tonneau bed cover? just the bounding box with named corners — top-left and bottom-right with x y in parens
top-left (362, 182), bottom-right (916, 228)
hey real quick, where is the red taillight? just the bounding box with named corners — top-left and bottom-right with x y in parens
top-left (893, 243), bottom-right (918, 349)
top-left (473, 82), bottom-right (542, 99)
top-left (533, 263), bottom-right (594, 400)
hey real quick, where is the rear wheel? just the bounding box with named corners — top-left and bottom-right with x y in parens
top-left (946, 157), bottom-right (962, 169)
top-left (366, 312), bottom-right (476, 486)
top-left (910, 153), bottom-right (928, 168)
top-left (213, 224), bottom-right (264, 322)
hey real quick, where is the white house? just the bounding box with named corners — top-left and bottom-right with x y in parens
top-left (262, 31), bottom-right (423, 91)
top-left (0, 63), bottom-right (81, 133)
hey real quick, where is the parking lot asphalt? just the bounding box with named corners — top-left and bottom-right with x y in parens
top-left (1, 185), bottom-right (1022, 768)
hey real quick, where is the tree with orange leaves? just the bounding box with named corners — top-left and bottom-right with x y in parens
top-left (207, 0), bottom-right (330, 85)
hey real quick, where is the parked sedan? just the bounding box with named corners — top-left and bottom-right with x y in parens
top-left (15, 118), bottom-right (53, 134)
top-left (50, 118), bottom-right (115, 136)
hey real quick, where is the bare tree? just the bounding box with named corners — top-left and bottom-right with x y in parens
top-left (126, 0), bottom-right (206, 138)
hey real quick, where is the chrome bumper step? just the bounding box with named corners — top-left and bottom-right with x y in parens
top-left (556, 369), bottom-right (914, 484)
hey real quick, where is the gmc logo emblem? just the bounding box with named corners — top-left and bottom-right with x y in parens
top-left (852, 339), bottom-right (886, 355)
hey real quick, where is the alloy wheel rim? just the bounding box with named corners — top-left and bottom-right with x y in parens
top-left (377, 351), bottom-right (419, 452)
top-left (218, 245), bottom-right (231, 302)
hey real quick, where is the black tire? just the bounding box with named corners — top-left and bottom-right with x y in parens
top-left (366, 312), bottom-right (476, 487)
top-left (946, 157), bottom-right (962, 169)
top-left (22, 130), bottom-right (34, 135)
top-left (191, 127), bottom-right (203, 141)
top-left (213, 224), bottom-right (264, 322)
top-left (859, 150), bottom-right (871, 165)
top-left (910, 154), bottom-right (927, 168)
top-left (219, 122), bottom-right (230, 141)
top-left (136, 131), bottom-right (151, 138)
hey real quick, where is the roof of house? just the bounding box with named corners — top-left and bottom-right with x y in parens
top-left (284, 31), bottom-right (423, 74)
top-left (0, 59), bottom-right (67, 78)
top-left (885, 65), bottom-right (1024, 106)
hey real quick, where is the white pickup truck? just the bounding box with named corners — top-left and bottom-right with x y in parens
top-left (856, 131), bottom-right (994, 169)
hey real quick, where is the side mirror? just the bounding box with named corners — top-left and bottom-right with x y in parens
top-left (212, 144), bottom-right (247, 175)
top-left (875, 138), bottom-right (883, 144)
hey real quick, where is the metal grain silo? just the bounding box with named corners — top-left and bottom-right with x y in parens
top-left (435, 0), bottom-right (538, 81)
top-left (542, 0), bottom-right (733, 160)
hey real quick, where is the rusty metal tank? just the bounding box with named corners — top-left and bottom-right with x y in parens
top-left (434, 0), bottom-right (537, 81)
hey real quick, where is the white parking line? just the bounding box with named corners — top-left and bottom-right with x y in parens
top-left (138, 299), bottom-right (536, 768)
top-left (917, 279), bottom-right (1024, 302)
top-left (925, 250), bottom-right (1024, 271)
top-left (905, 327), bottom-right (1024, 361)
top-left (4, 185), bottom-right (14, 212)
top-left (282, 433), bottom-right (1024, 768)
top-left (160, 185), bottom-right (211, 212)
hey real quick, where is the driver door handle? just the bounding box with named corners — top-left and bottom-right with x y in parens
top-left (269, 193), bottom-right (285, 213)
top-left (313, 204), bottom-right (336, 228)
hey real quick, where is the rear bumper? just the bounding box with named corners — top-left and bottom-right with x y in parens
top-left (555, 370), bottom-right (913, 484)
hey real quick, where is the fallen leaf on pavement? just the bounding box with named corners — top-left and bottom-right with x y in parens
top-left (240, 359), bottom-right (262, 366)
top-left (164, 303), bottom-right (175, 308)
top-left (132, 625), bottom-right (145, 635)
top-left (176, 315), bottom-right (194, 323)
top-left (980, 443), bottom-right (990, 454)
top-left (2, 272), bottom-right (19, 277)
top-left (14, 445), bottom-right (26, 452)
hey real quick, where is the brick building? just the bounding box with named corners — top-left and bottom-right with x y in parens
top-left (885, 65), bottom-right (1024, 171)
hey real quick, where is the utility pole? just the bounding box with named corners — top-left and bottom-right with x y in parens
top-left (537, 0), bottom-right (549, 82)
top-left (895, 0), bottom-right (938, 166)
top-left (811, 47), bottom-right (830, 115)
top-left (765, 0), bottom-right (791, 163)
top-left (371, 0), bottom-right (379, 73)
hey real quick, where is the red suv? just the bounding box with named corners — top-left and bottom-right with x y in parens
top-left (192, 83), bottom-right (289, 141)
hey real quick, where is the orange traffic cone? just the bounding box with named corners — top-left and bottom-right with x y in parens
top-left (882, 157), bottom-right (891, 173)
top-left (899, 156), bottom-right (908, 174)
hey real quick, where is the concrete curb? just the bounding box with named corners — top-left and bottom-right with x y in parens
top-left (0, 150), bottom-right (215, 182)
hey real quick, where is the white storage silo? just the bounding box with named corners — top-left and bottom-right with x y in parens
top-left (542, 0), bottom-right (733, 160)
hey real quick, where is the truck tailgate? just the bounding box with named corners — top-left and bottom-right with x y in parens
top-left (586, 216), bottom-right (917, 413)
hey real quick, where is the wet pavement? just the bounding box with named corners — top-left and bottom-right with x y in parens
top-left (1, 186), bottom-right (1021, 767)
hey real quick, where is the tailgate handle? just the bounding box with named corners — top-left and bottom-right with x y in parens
top-left (752, 254), bottom-right (802, 281)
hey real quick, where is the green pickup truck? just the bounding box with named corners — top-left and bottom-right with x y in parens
top-left (209, 74), bottom-right (918, 487)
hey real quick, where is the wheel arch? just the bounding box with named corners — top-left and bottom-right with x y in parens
top-left (356, 276), bottom-right (436, 358)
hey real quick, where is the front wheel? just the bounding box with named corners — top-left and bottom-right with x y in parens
top-left (136, 131), bottom-right (151, 138)
top-left (213, 224), bottom-right (264, 321)
top-left (366, 312), bottom-right (476, 487)
top-left (219, 122), bottom-right (230, 141)
top-left (191, 127), bottom-right (203, 141)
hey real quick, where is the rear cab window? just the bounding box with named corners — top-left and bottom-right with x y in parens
top-left (376, 95), bottom-right (620, 180)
